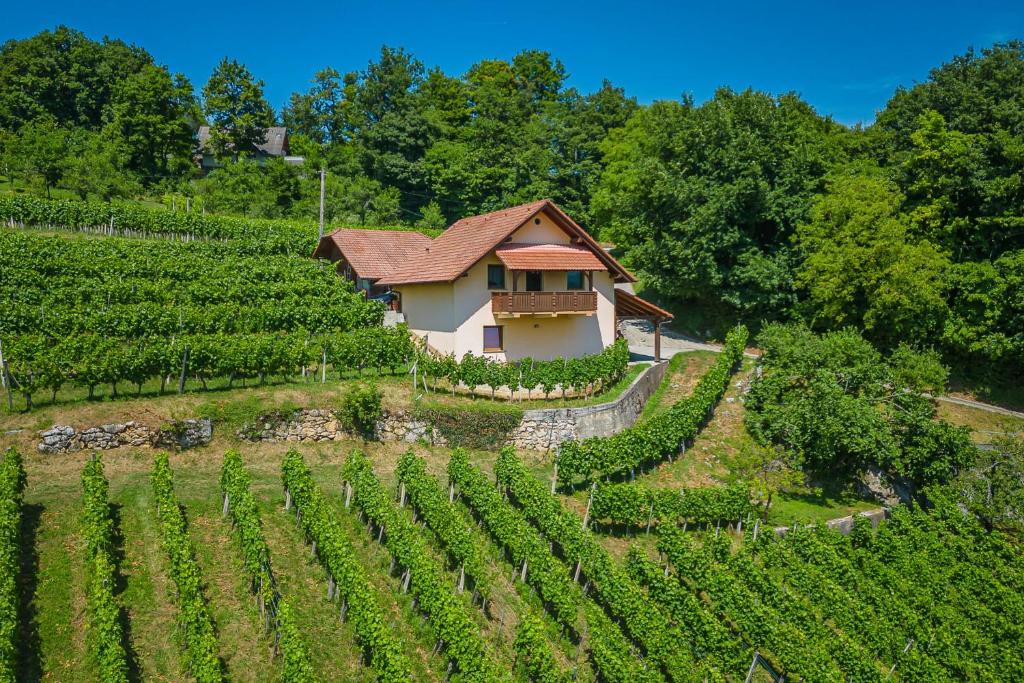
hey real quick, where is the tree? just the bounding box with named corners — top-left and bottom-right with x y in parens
top-left (794, 170), bottom-right (951, 348)
top-left (957, 434), bottom-right (1024, 533)
top-left (14, 119), bottom-right (68, 196)
top-left (106, 64), bottom-right (197, 179)
top-left (733, 443), bottom-right (806, 522)
top-left (593, 89), bottom-right (849, 321)
top-left (745, 323), bottom-right (975, 485)
top-left (63, 130), bottom-right (140, 200)
top-left (202, 58), bottom-right (275, 160)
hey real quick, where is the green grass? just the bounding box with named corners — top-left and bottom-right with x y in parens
top-left (766, 490), bottom-right (880, 527)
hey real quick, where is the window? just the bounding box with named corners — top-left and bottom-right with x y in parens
top-left (525, 271), bottom-right (542, 291)
top-left (566, 270), bottom-right (584, 290)
top-left (357, 278), bottom-right (373, 291)
top-left (487, 264), bottom-right (506, 289)
top-left (483, 325), bottom-right (503, 352)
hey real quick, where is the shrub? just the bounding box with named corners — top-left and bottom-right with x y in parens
top-left (337, 382), bottom-right (382, 438)
top-left (411, 403), bottom-right (523, 450)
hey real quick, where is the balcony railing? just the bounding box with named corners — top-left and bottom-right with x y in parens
top-left (491, 291), bottom-right (597, 315)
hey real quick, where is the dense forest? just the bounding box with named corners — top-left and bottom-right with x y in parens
top-left (0, 26), bottom-right (1021, 384)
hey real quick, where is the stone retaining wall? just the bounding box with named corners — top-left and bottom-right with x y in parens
top-left (241, 362), bottom-right (668, 450)
top-left (38, 419), bottom-right (212, 453)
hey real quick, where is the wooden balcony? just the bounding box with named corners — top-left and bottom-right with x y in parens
top-left (491, 291), bottom-right (597, 316)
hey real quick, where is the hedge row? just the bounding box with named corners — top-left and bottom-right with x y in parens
top-left (557, 326), bottom-right (748, 486)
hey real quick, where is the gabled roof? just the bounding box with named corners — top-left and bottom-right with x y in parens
top-left (197, 126), bottom-right (290, 156)
top-left (378, 199), bottom-right (635, 285)
top-left (495, 243), bottom-right (606, 271)
top-left (312, 228), bottom-right (433, 280)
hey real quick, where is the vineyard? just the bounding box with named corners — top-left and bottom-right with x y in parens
top-left (2, 320), bottom-right (1021, 683)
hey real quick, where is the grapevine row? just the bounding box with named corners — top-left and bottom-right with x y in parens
top-left (416, 338), bottom-right (630, 399)
top-left (491, 449), bottom-right (713, 683)
top-left (280, 450), bottom-right (409, 682)
top-left (556, 326), bottom-right (748, 486)
top-left (589, 481), bottom-right (752, 529)
top-left (0, 194), bottom-right (439, 254)
top-left (81, 457), bottom-right (130, 682)
top-left (394, 451), bottom-right (493, 603)
top-left (341, 450), bottom-right (506, 682)
top-left (5, 326), bottom-right (413, 408)
top-left (151, 453), bottom-right (223, 682)
top-left (513, 612), bottom-right (571, 683)
top-left (446, 449), bottom-right (580, 627)
top-left (0, 448), bottom-right (26, 682)
top-left (447, 449), bottom-right (663, 683)
top-left (219, 451), bottom-right (317, 683)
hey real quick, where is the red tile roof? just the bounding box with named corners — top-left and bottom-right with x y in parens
top-left (312, 228), bottom-right (433, 280)
top-left (378, 199), bottom-right (635, 285)
top-left (494, 243), bottom-right (607, 271)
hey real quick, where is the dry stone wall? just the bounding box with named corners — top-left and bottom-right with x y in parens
top-left (38, 419), bottom-right (212, 453)
top-left (241, 361), bottom-right (668, 450)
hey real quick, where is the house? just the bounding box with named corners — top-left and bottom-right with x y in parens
top-left (312, 199), bottom-right (673, 361)
top-left (195, 126), bottom-right (304, 171)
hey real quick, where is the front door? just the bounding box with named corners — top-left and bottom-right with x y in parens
top-left (525, 271), bottom-right (542, 291)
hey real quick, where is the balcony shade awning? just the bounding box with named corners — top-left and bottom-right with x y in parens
top-left (494, 243), bottom-right (607, 271)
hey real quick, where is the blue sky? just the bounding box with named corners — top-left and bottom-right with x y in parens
top-left (5, 0), bottom-right (1022, 126)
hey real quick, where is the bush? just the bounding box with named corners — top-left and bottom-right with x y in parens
top-left (411, 403), bottom-right (523, 450)
top-left (337, 382), bottom-right (382, 438)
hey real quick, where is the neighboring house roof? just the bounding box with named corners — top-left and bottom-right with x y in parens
top-left (615, 288), bottom-right (674, 321)
top-left (311, 228), bottom-right (433, 280)
top-left (494, 243), bottom-right (606, 271)
top-left (197, 126), bottom-right (290, 156)
top-left (378, 199), bottom-right (635, 286)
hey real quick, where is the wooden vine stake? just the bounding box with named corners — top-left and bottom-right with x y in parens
top-left (581, 483), bottom-right (596, 530)
top-left (550, 461), bottom-right (558, 494)
top-left (221, 492), bottom-right (230, 518)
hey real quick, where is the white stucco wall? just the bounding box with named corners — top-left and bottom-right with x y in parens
top-left (393, 211), bottom-right (618, 360)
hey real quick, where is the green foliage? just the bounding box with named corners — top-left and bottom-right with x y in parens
top-left (281, 450), bottom-right (409, 681)
top-left (151, 453), bottom-right (223, 682)
top-left (410, 403), bottom-right (522, 450)
top-left (491, 449), bottom-right (715, 682)
top-left (448, 448), bottom-right (581, 627)
top-left (594, 90), bottom-right (848, 320)
top-left (590, 482), bottom-right (752, 528)
top-left (395, 451), bottom-right (492, 602)
top-left (514, 612), bottom-right (570, 683)
top-left (745, 323), bottom-right (977, 484)
top-left (557, 327), bottom-right (747, 486)
top-left (81, 456), bottom-right (129, 682)
top-left (416, 338), bottom-right (630, 401)
top-left (337, 382), bottom-right (382, 438)
top-left (342, 450), bottom-right (505, 682)
top-left (794, 171), bottom-right (952, 348)
top-left (956, 434), bottom-right (1024, 533)
top-left (0, 448), bottom-right (26, 682)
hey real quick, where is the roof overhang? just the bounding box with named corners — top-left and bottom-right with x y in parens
top-left (615, 289), bottom-right (673, 322)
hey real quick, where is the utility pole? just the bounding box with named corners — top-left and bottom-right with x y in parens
top-left (318, 167), bottom-right (326, 240)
